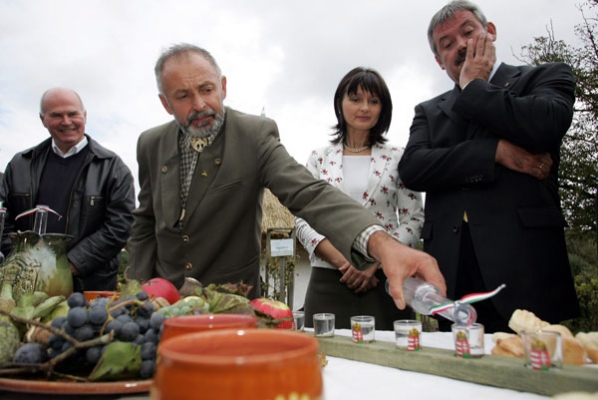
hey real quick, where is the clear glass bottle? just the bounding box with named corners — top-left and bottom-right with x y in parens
top-left (386, 277), bottom-right (477, 326)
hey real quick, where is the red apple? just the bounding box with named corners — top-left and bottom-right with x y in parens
top-left (249, 298), bottom-right (294, 329)
top-left (141, 277), bottom-right (180, 305)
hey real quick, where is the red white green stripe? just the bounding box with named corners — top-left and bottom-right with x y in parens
top-left (16, 205), bottom-right (62, 220)
top-left (429, 284), bottom-right (507, 316)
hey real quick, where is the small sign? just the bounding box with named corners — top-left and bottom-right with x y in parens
top-left (270, 238), bottom-right (294, 257)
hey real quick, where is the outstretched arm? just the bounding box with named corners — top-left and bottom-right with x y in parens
top-left (367, 231), bottom-right (445, 310)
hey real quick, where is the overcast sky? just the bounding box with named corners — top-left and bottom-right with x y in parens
top-left (0, 0), bottom-right (585, 194)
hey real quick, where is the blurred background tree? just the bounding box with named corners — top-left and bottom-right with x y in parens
top-left (518, 0), bottom-right (597, 331)
top-left (519, 0), bottom-right (597, 233)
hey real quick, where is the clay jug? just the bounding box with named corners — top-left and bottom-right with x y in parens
top-left (1, 231), bottom-right (73, 299)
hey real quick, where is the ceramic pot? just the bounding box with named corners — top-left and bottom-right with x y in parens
top-left (83, 291), bottom-right (119, 302)
top-left (160, 314), bottom-right (258, 345)
top-left (152, 329), bottom-right (323, 400)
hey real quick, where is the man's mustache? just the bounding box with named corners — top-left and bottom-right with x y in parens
top-left (186, 109), bottom-right (216, 125)
top-left (455, 50), bottom-right (466, 66)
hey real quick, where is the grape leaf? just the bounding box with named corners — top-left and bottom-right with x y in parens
top-left (119, 279), bottom-right (144, 299)
top-left (88, 341), bottom-right (142, 381)
top-left (206, 291), bottom-right (250, 314)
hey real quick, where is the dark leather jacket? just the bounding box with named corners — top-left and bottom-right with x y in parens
top-left (0, 135), bottom-right (135, 291)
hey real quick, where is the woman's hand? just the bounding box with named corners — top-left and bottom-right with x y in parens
top-left (339, 261), bottom-right (380, 293)
top-left (313, 238), bottom-right (380, 293)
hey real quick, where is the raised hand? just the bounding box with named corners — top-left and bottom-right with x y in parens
top-left (459, 33), bottom-right (496, 89)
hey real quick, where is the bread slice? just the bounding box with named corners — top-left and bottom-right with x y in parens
top-left (543, 324), bottom-right (574, 339)
top-left (508, 309), bottom-right (549, 334)
top-left (492, 336), bottom-right (525, 358)
top-left (491, 331), bottom-right (517, 343)
top-left (562, 336), bottom-right (587, 366)
top-left (576, 332), bottom-right (598, 363)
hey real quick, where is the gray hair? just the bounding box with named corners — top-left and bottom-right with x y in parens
top-left (39, 88), bottom-right (85, 115)
top-left (428, 0), bottom-right (488, 56)
top-left (154, 43), bottom-right (222, 94)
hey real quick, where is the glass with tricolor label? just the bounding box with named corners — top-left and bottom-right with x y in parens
top-left (452, 323), bottom-right (485, 358)
top-left (394, 319), bottom-right (422, 351)
top-left (351, 315), bottom-right (375, 343)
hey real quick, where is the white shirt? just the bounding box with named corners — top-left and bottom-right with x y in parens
top-left (342, 155), bottom-right (370, 202)
top-left (51, 136), bottom-right (88, 158)
top-left (489, 59), bottom-right (501, 82)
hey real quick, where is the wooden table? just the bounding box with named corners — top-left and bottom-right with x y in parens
top-left (319, 329), bottom-right (598, 399)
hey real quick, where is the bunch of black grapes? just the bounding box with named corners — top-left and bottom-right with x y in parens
top-left (37, 291), bottom-right (166, 379)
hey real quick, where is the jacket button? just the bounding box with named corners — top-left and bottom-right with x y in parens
top-left (214, 158), bottom-right (222, 165)
top-left (161, 166), bottom-right (168, 173)
top-left (182, 235), bottom-right (189, 243)
top-left (452, 225), bottom-right (460, 233)
top-left (185, 263), bottom-right (193, 270)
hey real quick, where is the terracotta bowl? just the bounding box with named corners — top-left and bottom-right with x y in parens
top-left (152, 329), bottom-right (322, 400)
top-left (160, 314), bottom-right (258, 344)
top-left (83, 291), bottom-right (119, 302)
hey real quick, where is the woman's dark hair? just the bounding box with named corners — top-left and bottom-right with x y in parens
top-left (331, 67), bottom-right (392, 146)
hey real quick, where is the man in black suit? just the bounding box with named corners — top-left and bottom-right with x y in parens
top-left (399, 0), bottom-right (580, 332)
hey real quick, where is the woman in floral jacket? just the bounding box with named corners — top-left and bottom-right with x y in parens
top-left (295, 67), bottom-right (424, 330)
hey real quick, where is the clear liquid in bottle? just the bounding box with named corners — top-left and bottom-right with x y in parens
top-left (386, 277), bottom-right (477, 326)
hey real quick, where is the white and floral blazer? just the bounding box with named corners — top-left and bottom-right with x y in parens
top-left (295, 142), bottom-right (424, 269)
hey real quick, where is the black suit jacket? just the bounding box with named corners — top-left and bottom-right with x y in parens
top-left (399, 63), bottom-right (580, 323)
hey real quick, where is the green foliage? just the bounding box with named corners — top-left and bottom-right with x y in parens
top-left (88, 341), bottom-right (142, 381)
top-left (261, 256), bottom-right (297, 302)
top-left (566, 230), bottom-right (598, 275)
top-left (562, 274), bottom-right (598, 333)
top-left (518, 2), bottom-right (598, 333)
top-left (562, 231), bottom-right (598, 333)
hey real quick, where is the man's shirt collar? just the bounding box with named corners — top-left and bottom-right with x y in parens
top-left (51, 136), bottom-right (88, 158)
top-left (489, 59), bottom-right (501, 82)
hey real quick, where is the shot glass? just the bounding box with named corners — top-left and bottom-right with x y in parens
top-left (451, 323), bottom-right (485, 358)
top-left (521, 330), bottom-right (563, 371)
top-left (293, 311), bottom-right (305, 332)
top-left (394, 319), bottom-right (422, 351)
top-left (313, 313), bottom-right (335, 338)
top-left (350, 315), bottom-right (375, 343)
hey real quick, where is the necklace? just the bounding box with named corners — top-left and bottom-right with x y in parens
top-left (343, 144), bottom-right (370, 153)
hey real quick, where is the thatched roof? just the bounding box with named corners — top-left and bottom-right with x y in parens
top-left (261, 189), bottom-right (309, 257)
top-left (261, 189), bottom-right (294, 234)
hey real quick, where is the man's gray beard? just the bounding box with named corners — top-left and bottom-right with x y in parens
top-left (179, 112), bottom-right (225, 138)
